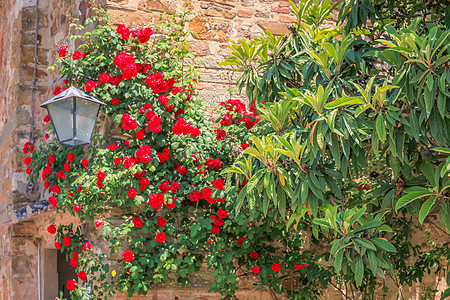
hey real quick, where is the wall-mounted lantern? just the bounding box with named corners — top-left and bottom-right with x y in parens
top-left (40, 87), bottom-right (106, 147)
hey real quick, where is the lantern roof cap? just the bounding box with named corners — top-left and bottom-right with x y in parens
top-left (40, 86), bottom-right (106, 108)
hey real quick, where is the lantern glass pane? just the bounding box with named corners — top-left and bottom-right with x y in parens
top-left (47, 98), bottom-right (74, 143)
top-left (75, 98), bottom-right (100, 145)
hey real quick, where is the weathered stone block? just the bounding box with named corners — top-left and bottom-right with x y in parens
top-left (10, 221), bottom-right (35, 237)
top-left (238, 9), bottom-right (253, 18)
top-left (189, 17), bottom-right (230, 43)
top-left (257, 21), bottom-right (290, 35)
top-left (138, 0), bottom-right (175, 13)
top-left (21, 8), bottom-right (49, 31)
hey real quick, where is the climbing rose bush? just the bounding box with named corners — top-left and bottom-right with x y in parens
top-left (23, 7), bottom-right (320, 300)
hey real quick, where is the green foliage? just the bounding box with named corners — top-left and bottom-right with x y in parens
top-left (219, 0), bottom-right (450, 298)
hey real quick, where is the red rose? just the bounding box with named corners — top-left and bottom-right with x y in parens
top-left (114, 157), bottom-right (122, 165)
top-left (78, 271), bottom-right (87, 281)
top-left (82, 158), bottom-right (89, 168)
top-left (237, 236), bottom-right (246, 246)
top-left (217, 208), bottom-right (228, 219)
top-left (170, 182), bottom-right (180, 193)
top-left (48, 196), bottom-right (58, 207)
top-left (47, 224), bottom-right (56, 234)
top-left (55, 242), bottom-right (62, 250)
top-left (189, 190), bottom-right (202, 202)
top-left (52, 185), bottom-right (61, 194)
top-left (48, 155), bottom-right (56, 163)
top-left (241, 143), bottom-right (249, 150)
top-left (63, 236), bottom-right (72, 247)
top-left (44, 114), bottom-right (50, 123)
top-left (74, 205), bottom-right (81, 212)
top-left (24, 157), bottom-right (31, 165)
top-left (99, 73), bottom-right (111, 83)
top-left (133, 217), bottom-right (143, 228)
top-left (213, 178), bottom-right (224, 190)
top-left (111, 98), bottom-right (119, 105)
top-left (156, 217), bottom-right (166, 227)
top-left (122, 250), bottom-right (134, 262)
top-left (251, 265), bottom-right (261, 274)
top-left (249, 251), bottom-right (259, 259)
top-left (108, 144), bottom-right (118, 151)
top-left (165, 200), bottom-right (176, 209)
top-left (58, 46), bottom-right (67, 57)
top-left (148, 193), bottom-right (165, 209)
top-left (66, 279), bottom-right (76, 291)
top-left (128, 188), bottom-right (137, 199)
top-left (159, 181), bottom-right (170, 193)
top-left (294, 263), bottom-right (303, 270)
top-left (95, 219), bottom-right (104, 227)
top-left (64, 162), bottom-right (70, 172)
top-left (158, 152), bottom-right (169, 163)
top-left (211, 226), bottom-right (220, 235)
top-left (215, 129), bottom-right (226, 140)
top-left (67, 153), bottom-right (75, 162)
top-left (82, 242), bottom-right (91, 251)
top-left (213, 218), bottom-right (223, 226)
top-left (72, 51), bottom-right (83, 60)
top-left (70, 257), bottom-right (78, 268)
top-left (72, 251), bottom-right (78, 259)
top-left (156, 232), bottom-right (166, 243)
top-left (271, 263), bottom-right (282, 272)
top-left (176, 166), bottom-right (188, 176)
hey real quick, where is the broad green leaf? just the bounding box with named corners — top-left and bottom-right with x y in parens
top-left (376, 114), bottom-right (387, 142)
top-left (395, 191), bottom-right (435, 211)
top-left (355, 256), bottom-right (364, 287)
top-left (371, 238), bottom-right (396, 252)
top-left (324, 97), bottom-right (365, 109)
top-left (419, 196), bottom-right (439, 224)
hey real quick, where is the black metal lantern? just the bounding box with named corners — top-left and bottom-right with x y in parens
top-left (40, 87), bottom-right (106, 146)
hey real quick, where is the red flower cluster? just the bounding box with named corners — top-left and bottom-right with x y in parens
top-left (58, 46), bottom-right (67, 57)
top-left (358, 183), bottom-right (370, 191)
top-left (72, 51), bottom-right (83, 60)
top-left (175, 165), bottom-right (188, 176)
top-left (22, 142), bottom-right (34, 154)
top-left (132, 27), bottom-right (153, 43)
top-left (136, 144), bottom-right (152, 163)
top-left (85, 80), bottom-right (100, 92)
top-left (159, 179), bottom-right (180, 194)
top-left (97, 170), bottom-right (106, 188)
top-left (157, 148), bottom-right (170, 163)
top-left (121, 114), bottom-right (138, 131)
top-left (205, 157), bottom-right (221, 170)
top-left (172, 118), bottom-right (201, 137)
top-left (219, 99), bottom-right (259, 130)
top-left (113, 51), bottom-right (138, 80)
top-left (116, 24), bottom-right (130, 39)
top-left (145, 109), bottom-right (162, 133)
top-left (145, 72), bottom-right (171, 94)
top-left (148, 193), bottom-right (165, 209)
top-left (212, 178), bottom-right (225, 190)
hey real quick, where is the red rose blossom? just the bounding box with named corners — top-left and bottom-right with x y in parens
top-left (213, 178), bottom-right (225, 190)
top-left (133, 217), bottom-right (143, 228)
top-left (128, 188), bottom-right (137, 199)
top-left (122, 250), bottom-right (134, 262)
top-left (82, 158), bottom-right (89, 168)
top-left (47, 224), bottom-right (56, 234)
top-left (70, 257), bottom-right (78, 268)
top-left (294, 263), bottom-right (303, 270)
top-left (78, 271), bottom-right (87, 281)
top-left (156, 217), bottom-right (166, 227)
top-left (251, 265), bottom-right (261, 274)
top-left (55, 242), bottom-right (62, 250)
top-left (82, 242), bottom-right (91, 251)
top-left (249, 251), bottom-right (259, 259)
top-left (67, 152), bottom-right (75, 162)
top-left (63, 236), bottom-right (72, 247)
top-left (271, 263), bottom-right (282, 272)
top-left (72, 51), bottom-right (83, 60)
top-left (156, 232), bottom-right (166, 243)
top-left (67, 279), bottom-right (76, 291)
top-left (211, 226), bottom-right (220, 235)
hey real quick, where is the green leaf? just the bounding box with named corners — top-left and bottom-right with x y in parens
top-left (324, 97), bottom-right (365, 109)
top-left (368, 250), bottom-right (378, 276)
top-left (371, 238), bottom-right (396, 252)
top-left (418, 196), bottom-right (439, 224)
top-left (334, 249), bottom-right (344, 272)
top-left (355, 256), bottom-right (364, 287)
top-left (376, 114), bottom-right (387, 142)
top-left (441, 287), bottom-right (450, 300)
top-left (312, 218), bottom-right (333, 229)
top-left (354, 237), bottom-right (376, 251)
top-left (395, 191), bottom-right (435, 212)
